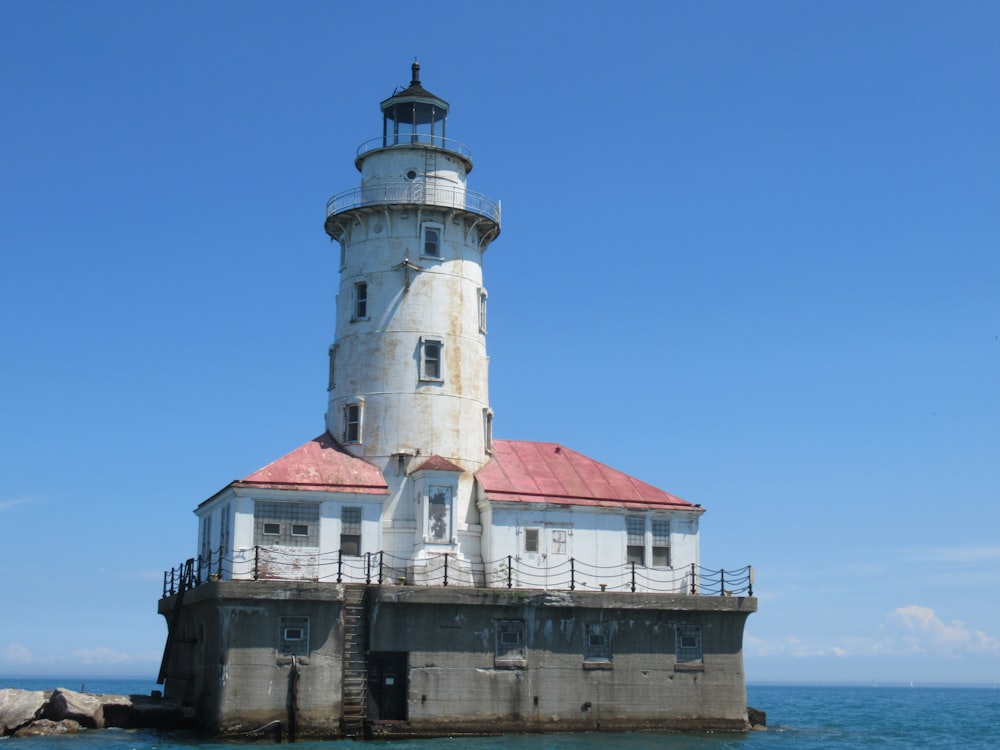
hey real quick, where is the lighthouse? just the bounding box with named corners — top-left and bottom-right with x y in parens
top-left (323, 61), bottom-right (500, 566)
top-left (159, 65), bottom-right (756, 739)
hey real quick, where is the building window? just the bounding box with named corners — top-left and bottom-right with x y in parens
top-left (343, 401), bottom-right (362, 444)
top-left (200, 513), bottom-right (212, 564)
top-left (478, 287), bottom-right (488, 333)
top-left (675, 624), bottom-right (703, 664)
top-left (524, 528), bottom-right (539, 553)
top-left (550, 529), bottom-right (567, 555)
top-left (341, 506), bottom-right (362, 556)
top-left (626, 514), bottom-right (645, 566)
top-left (421, 222), bottom-right (442, 258)
top-left (584, 623), bottom-right (612, 662)
top-left (339, 240), bottom-right (346, 270)
top-left (280, 616), bottom-right (310, 656)
top-left (652, 519), bottom-right (671, 567)
top-left (420, 338), bottom-right (443, 382)
top-left (483, 408), bottom-right (493, 453)
top-left (495, 619), bottom-right (526, 667)
top-left (327, 345), bottom-right (337, 391)
top-left (427, 485), bottom-right (452, 543)
top-left (353, 281), bottom-right (368, 320)
top-left (254, 503), bottom-right (319, 547)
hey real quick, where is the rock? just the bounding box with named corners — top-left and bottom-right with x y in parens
top-left (0, 688), bottom-right (46, 735)
top-left (13, 718), bottom-right (82, 737)
top-left (100, 693), bottom-right (135, 728)
top-left (748, 705), bottom-right (767, 729)
top-left (43, 688), bottom-right (105, 729)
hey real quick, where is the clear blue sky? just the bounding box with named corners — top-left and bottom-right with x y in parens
top-left (2, 1), bottom-right (997, 685)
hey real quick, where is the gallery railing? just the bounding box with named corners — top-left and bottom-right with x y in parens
top-left (162, 547), bottom-right (753, 598)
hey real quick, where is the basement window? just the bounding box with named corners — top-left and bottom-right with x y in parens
top-left (495, 619), bottom-right (526, 668)
top-left (280, 616), bottom-right (310, 656)
top-left (675, 624), bottom-right (703, 664)
top-left (584, 623), bottom-right (612, 664)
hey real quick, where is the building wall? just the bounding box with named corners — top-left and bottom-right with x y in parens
top-left (158, 581), bottom-right (755, 739)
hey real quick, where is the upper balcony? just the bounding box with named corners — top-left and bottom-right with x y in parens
top-left (354, 134), bottom-right (474, 171)
top-left (325, 174), bottom-right (501, 241)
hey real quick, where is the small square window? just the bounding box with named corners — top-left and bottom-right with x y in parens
top-left (280, 616), bottom-right (310, 656)
top-left (263, 523), bottom-right (281, 536)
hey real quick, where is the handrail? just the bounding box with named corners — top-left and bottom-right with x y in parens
top-left (355, 135), bottom-right (473, 162)
top-left (161, 548), bottom-right (753, 597)
top-left (326, 180), bottom-right (501, 225)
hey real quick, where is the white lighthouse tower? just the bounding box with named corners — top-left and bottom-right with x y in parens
top-left (323, 62), bottom-right (501, 570)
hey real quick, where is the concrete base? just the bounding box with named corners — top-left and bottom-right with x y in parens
top-left (159, 581), bottom-right (755, 739)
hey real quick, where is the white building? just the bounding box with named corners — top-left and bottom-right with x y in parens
top-left (189, 64), bottom-right (723, 597)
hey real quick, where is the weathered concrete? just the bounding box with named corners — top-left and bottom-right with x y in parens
top-left (159, 580), bottom-right (756, 739)
top-left (0, 689), bottom-right (45, 734)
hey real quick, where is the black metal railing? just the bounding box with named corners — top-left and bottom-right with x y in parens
top-left (162, 547), bottom-right (753, 599)
top-left (326, 179), bottom-right (501, 225)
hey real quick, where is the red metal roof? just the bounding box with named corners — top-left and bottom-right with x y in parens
top-left (475, 440), bottom-right (699, 512)
top-left (412, 455), bottom-right (465, 473)
top-left (233, 433), bottom-right (388, 495)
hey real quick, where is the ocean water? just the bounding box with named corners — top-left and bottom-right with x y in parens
top-left (2, 680), bottom-right (998, 748)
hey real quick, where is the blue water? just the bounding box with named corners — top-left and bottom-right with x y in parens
top-left (2, 680), bottom-right (999, 748)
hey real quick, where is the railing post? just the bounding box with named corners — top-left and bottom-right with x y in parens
top-left (254, 546), bottom-right (260, 581)
top-left (748, 565), bottom-right (754, 596)
top-left (443, 553), bottom-right (449, 587)
top-left (630, 561), bottom-right (636, 592)
top-left (690, 563), bottom-right (697, 595)
top-left (719, 568), bottom-right (725, 596)
top-left (507, 555), bottom-right (513, 588)
top-left (570, 558), bottom-right (575, 591)
top-left (378, 551), bottom-right (384, 585)
top-left (336, 549), bottom-right (343, 583)
top-left (365, 552), bottom-right (372, 584)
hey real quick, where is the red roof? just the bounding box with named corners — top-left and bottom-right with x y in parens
top-left (233, 433), bottom-right (388, 495)
top-left (412, 455), bottom-right (465, 473)
top-left (475, 440), bottom-right (699, 511)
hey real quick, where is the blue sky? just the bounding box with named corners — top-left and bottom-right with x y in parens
top-left (1, 1), bottom-right (998, 685)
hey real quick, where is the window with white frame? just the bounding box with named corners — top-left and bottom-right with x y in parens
top-left (279, 616), bottom-right (310, 656)
top-left (652, 519), bottom-right (671, 567)
top-left (420, 338), bottom-right (443, 382)
top-left (495, 619), bottom-right (526, 667)
top-left (421, 222), bottom-right (443, 258)
top-left (352, 281), bottom-right (368, 320)
top-left (626, 514), bottom-right (645, 566)
top-left (341, 506), bottom-right (361, 556)
top-left (427, 485), bottom-right (452, 543)
top-left (584, 622), bottom-right (612, 662)
top-left (675, 624), bottom-right (703, 663)
top-left (343, 401), bottom-right (362, 444)
top-left (200, 514), bottom-right (212, 565)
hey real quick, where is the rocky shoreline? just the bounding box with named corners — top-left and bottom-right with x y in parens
top-left (0, 687), bottom-right (192, 738)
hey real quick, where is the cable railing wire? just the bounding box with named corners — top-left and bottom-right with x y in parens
top-left (163, 547), bottom-right (753, 598)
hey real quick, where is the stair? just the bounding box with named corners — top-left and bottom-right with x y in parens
top-left (341, 585), bottom-right (369, 738)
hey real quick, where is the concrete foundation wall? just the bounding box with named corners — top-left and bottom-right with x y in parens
top-left (159, 581), bottom-right (755, 739)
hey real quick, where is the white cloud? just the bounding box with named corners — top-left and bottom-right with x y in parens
top-left (0, 497), bottom-right (34, 513)
top-left (3, 643), bottom-right (34, 664)
top-left (74, 647), bottom-right (131, 665)
top-left (888, 605), bottom-right (1000, 655)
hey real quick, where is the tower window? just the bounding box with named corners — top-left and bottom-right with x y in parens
top-left (341, 506), bottom-right (362, 556)
top-left (420, 338), bottom-right (443, 382)
top-left (353, 282), bottom-right (368, 320)
top-left (421, 223), bottom-right (443, 258)
top-left (343, 401), bottom-right (362, 444)
top-left (483, 408), bottom-right (493, 453)
top-left (652, 519), bottom-right (671, 567)
top-left (478, 287), bottom-right (488, 333)
top-left (327, 345), bottom-right (337, 391)
top-left (626, 515), bottom-right (645, 566)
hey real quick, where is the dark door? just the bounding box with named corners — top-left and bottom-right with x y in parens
top-left (367, 652), bottom-right (407, 720)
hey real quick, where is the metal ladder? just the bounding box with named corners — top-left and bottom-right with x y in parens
top-left (340, 585), bottom-right (369, 738)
